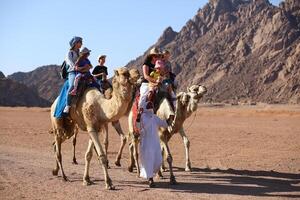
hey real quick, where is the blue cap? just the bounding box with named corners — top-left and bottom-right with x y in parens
top-left (69, 36), bottom-right (82, 48)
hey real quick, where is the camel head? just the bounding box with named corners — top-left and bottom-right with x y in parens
top-left (177, 84), bottom-right (207, 113)
top-left (128, 68), bottom-right (140, 85)
top-left (112, 67), bottom-right (135, 99)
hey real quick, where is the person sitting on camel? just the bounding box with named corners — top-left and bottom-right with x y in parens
top-left (147, 59), bottom-right (165, 103)
top-left (69, 47), bottom-right (100, 96)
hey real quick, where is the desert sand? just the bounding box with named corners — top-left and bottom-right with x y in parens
top-left (0, 104), bottom-right (299, 199)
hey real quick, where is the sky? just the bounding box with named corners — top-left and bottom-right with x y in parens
top-left (0, 0), bottom-right (281, 77)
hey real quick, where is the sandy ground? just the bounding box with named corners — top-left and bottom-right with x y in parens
top-left (0, 104), bottom-right (300, 200)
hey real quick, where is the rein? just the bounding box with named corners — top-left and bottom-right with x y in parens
top-left (183, 110), bottom-right (197, 132)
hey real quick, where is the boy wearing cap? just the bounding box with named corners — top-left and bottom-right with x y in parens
top-left (92, 55), bottom-right (108, 93)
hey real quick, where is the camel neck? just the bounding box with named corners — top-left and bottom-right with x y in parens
top-left (100, 89), bottom-right (131, 121)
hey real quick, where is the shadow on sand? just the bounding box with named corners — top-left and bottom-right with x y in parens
top-left (156, 167), bottom-right (300, 198)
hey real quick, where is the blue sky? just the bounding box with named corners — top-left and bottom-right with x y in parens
top-left (0, 0), bottom-right (281, 77)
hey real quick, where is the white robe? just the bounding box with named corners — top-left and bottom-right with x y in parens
top-left (139, 109), bottom-right (168, 179)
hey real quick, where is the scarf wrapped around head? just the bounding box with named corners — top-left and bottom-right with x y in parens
top-left (140, 100), bottom-right (154, 115)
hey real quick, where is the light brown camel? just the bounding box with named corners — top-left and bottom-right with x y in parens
top-left (127, 84), bottom-right (207, 184)
top-left (69, 78), bottom-right (141, 168)
top-left (50, 67), bottom-right (139, 190)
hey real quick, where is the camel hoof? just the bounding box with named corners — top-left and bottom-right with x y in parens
top-left (115, 160), bottom-right (121, 167)
top-left (157, 171), bottom-right (163, 179)
top-left (170, 175), bottom-right (177, 185)
top-left (52, 169), bottom-right (58, 176)
top-left (161, 167), bottom-right (167, 172)
top-left (63, 176), bottom-right (70, 182)
top-left (83, 180), bottom-right (94, 186)
top-left (185, 167), bottom-right (192, 172)
top-left (72, 159), bottom-right (78, 165)
top-left (106, 184), bottom-right (115, 190)
top-left (106, 178), bottom-right (115, 190)
top-left (185, 163), bottom-right (192, 172)
top-left (128, 166), bottom-right (133, 173)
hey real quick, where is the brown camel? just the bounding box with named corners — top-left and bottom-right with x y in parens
top-left (69, 78), bottom-right (141, 168)
top-left (50, 67), bottom-right (139, 190)
top-left (127, 84), bottom-right (207, 184)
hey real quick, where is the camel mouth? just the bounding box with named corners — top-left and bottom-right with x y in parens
top-left (198, 85), bottom-right (207, 95)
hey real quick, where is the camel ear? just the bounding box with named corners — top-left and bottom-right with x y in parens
top-left (129, 68), bottom-right (140, 84)
top-left (187, 87), bottom-right (190, 92)
top-left (176, 92), bottom-right (184, 99)
top-left (114, 70), bottom-right (119, 76)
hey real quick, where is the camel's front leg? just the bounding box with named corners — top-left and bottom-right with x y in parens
top-left (112, 120), bottom-right (127, 167)
top-left (72, 126), bottom-right (79, 165)
top-left (179, 127), bottom-right (192, 171)
top-left (88, 129), bottom-right (115, 190)
top-left (54, 135), bottom-right (69, 181)
top-left (83, 139), bottom-right (94, 185)
top-left (102, 124), bottom-right (110, 168)
top-left (161, 137), bottom-right (177, 185)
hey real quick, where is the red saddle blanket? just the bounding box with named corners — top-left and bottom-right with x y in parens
top-left (132, 92), bottom-right (140, 135)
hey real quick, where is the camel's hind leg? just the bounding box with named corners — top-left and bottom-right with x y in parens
top-left (83, 139), bottom-right (94, 185)
top-left (54, 135), bottom-right (69, 181)
top-left (112, 120), bottom-right (127, 167)
top-left (72, 126), bottom-right (79, 165)
top-left (132, 134), bottom-right (140, 177)
top-left (160, 144), bottom-right (167, 172)
top-left (161, 136), bottom-right (177, 185)
top-left (127, 133), bottom-right (135, 172)
top-left (88, 129), bottom-right (115, 190)
top-left (52, 141), bottom-right (59, 176)
top-left (179, 127), bottom-right (192, 171)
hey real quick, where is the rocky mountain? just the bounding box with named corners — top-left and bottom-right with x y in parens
top-left (8, 65), bottom-right (64, 103)
top-left (0, 73), bottom-right (50, 107)
top-left (125, 0), bottom-right (300, 104)
top-left (3, 0), bottom-right (300, 106)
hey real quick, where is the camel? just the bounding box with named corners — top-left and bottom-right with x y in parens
top-left (127, 84), bottom-right (207, 184)
top-left (69, 78), bottom-right (141, 168)
top-left (50, 67), bottom-right (140, 190)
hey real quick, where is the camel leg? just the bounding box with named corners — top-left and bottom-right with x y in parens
top-left (161, 138), bottom-right (177, 185)
top-left (179, 127), bottom-right (192, 171)
top-left (83, 139), bottom-right (94, 185)
top-left (102, 124), bottom-right (110, 168)
top-left (88, 129), bottom-right (115, 190)
top-left (54, 135), bottom-right (69, 181)
top-left (132, 135), bottom-right (140, 177)
top-left (72, 127), bottom-right (78, 165)
top-left (112, 120), bottom-right (127, 167)
top-left (127, 134), bottom-right (135, 172)
top-left (52, 141), bottom-right (59, 176)
top-left (160, 143), bottom-right (167, 172)
top-left (157, 144), bottom-right (165, 178)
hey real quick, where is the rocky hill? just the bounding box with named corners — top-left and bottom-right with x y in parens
top-left (3, 0), bottom-right (300, 106)
top-left (8, 65), bottom-right (63, 103)
top-left (125, 0), bottom-right (300, 104)
top-left (0, 73), bottom-right (50, 107)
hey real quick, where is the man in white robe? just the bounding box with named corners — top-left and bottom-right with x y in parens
top-left (138, 101), bottom-right (169, 187)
